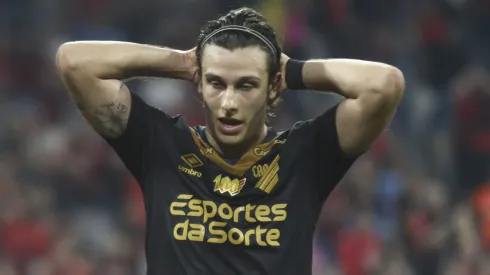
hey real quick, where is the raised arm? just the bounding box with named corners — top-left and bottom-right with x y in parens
top-left (284, 57), bottom-right (405, 154)
top-left (55, 41), bottom-right (195, 138)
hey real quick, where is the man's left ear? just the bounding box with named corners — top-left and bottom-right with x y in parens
top-left (268, 72), bottom-right (282, 101)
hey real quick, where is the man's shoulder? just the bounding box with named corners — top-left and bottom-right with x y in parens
top-left (274, 119), bottom-right (316, 144)
top-left (280, 104), bottom-right (341, 144)
top-left (129, 92), bottom-right (192, 130)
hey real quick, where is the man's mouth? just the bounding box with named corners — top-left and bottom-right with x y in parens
top-left (218, 118), bottom-right (244, 135)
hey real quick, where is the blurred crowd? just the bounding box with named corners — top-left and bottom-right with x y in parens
top-left (1, 0), bottom-right (490, 274)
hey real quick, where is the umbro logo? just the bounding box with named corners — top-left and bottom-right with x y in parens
top-left (181, 154), bottom-right (204, 168)
top-left (179, 154), bottom-right (204, 178)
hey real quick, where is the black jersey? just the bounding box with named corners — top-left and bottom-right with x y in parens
top-left (104, 93), bottom-right (361, 275)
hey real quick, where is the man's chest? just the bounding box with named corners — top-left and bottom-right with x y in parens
top-left (143, 125), bottom-right (320, 245)
top-left (145, 145), bottom-right (314, 247)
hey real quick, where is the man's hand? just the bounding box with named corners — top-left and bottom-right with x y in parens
top-left (182, 47), bottom-right (198, 84)
top-left (279, 53), bottom-right (290, 92)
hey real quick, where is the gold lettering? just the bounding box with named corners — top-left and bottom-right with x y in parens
top-left (170, 194), bottom-right (192, 216)
top-left (188, 223), bottom-right (205, 242)
top-left (200, 148), bottom-right (213, 155)
top-left (173, 220), bottom-right (189, 241)
top-left (208, 222), bottom-right (227, 243)
top-left (188, 199), bottom-right (203, 217)
top-left (228, 228), bottom-right (245, 245)
top-left (255, 225), bottom-right (268, 246)
top-left (202, 201), bottom-right (217, 223)
top-left (178, 166), bottom-right (202, 177)
top-left (245, 204), bottom-right (256, 222)
top-left (233, 206), bottom-right (245, 223)
top-left (169, 194), bottom-right (289, 247)
top-left (272, 204), bottom-right (287, 221)
top-left (255, 205), bottom-right (271, 222)
top-left (252, 164), bottom-right (270, 178)
top-left (252, 166), bottom-right (259, 178)
top-left (218, 203), bottom-right (233, 220)
top-left (266, 229), bottom-right (280, 246)
top-left (253, 148), bottom-right (269, 156)
top-left (244, 229), bottom-right (255, 246)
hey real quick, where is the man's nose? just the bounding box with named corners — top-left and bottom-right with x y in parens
top-left (221, 88), bottom-right (238, 114)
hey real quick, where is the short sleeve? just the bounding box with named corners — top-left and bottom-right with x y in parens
top-left (309, 103), bottom-right (363, 202)
top-left (104, 93), bottom-right (170, 190)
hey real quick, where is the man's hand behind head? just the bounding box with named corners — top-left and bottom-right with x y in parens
top-left (183, 47), bottom-right (198, 84)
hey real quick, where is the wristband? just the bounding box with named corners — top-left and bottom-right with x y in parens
top-left (285, 59), bottom-right (307, 90)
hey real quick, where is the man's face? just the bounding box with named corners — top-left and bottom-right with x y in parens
top-left (199, 45), bottom-right (278, 147)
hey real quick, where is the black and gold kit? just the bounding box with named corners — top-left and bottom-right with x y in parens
top-left (104, 93), bottom-right (361, 275)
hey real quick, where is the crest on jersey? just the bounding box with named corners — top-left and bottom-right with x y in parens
top-left (255, 155), bottom-right (280, 194)
top-left (213, 175), bottom-right (247, 196)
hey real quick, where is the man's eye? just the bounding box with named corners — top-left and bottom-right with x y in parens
top-left (210, 81), bottom-right (223, 89)
top-left (240, 84), bottom-right (254, 91)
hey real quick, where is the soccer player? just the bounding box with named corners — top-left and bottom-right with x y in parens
top-left (56, 7), bottom-right (404, 275)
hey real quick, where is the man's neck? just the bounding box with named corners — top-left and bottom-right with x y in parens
top-left (206, 124), bottom-right (268, 158)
